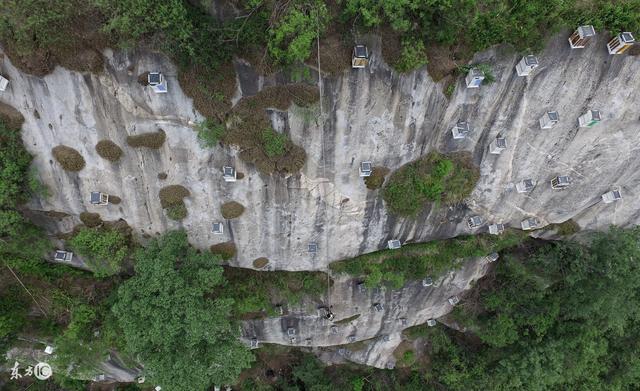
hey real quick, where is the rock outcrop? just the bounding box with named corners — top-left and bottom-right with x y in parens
top-left (1, 30), bottom-right (639, 369)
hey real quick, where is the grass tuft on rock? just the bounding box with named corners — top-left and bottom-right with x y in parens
top-left (221, 201), bottom-right (245, 219)
top-left (158, 185), bottom-right (190, 208)
top-left (109, 195), bottom-right (121, 204)
top-left (383, 152), bottom-right (479, 216)
top-left (52, 145), bottom-right (85, 172)
top-left (95, 140), bottom-right (123, 161)
top-left (210, 242), bottom-right (237, 260)
top-left (252, 257), bottom-right (269, 269)
top-left (364, 166), bottom-right (390, 190)
top-left (79, 212), bottom-right (102, 228)
top-left (126, 130), bottom-right (166, 149)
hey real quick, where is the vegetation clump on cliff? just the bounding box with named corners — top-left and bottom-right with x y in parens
top-left (126, 130), bottom-right (166, 149)
top-left (225, 85), bottom-right (318, 174)
top-left (364, 166), bottom-right (390, 190)
top-left (52, 145), bottom-right (86, 172)
top-left (217, 267), bottom-right (327, 318)
top-left (210, 242), bottom-right (237, 261)
top-left (383, 152), bottom-right (479, 216)
top-left (159, 185), bottom-right (190, 221)
top-left (95, 140), bottom-right (123, 161)
top-left (221, 201), bottom-right (245, 220)
top-left (330, 230), bottom-right (526, 288)
top-left (69, 225), bottom-right (130, 277)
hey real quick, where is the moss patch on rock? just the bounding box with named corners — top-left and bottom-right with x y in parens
top-left (221, 201), bottom-right (245, 219)
top-left (364, 166), bottom-right (390, 190)
top-left (166, 202), bottom-right (188, 221)
top-left (52, 145), bottom-right (85, 172)
top-left (225, 84), bottom-right (318, 175)
top-left (95, 140), bottom-right (123, 161)
top-left (79, 212), bottom-right (102, 228)
top-left (252, 257), bottom-right (269, 269)
top-left (159, 185), bottom-right (190, 208)
top-left (210, 242), bottom-right (237, 260)
top-left (126, 130), bottom-right (166, 149)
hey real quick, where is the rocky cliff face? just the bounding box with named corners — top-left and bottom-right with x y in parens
top-left (1, 31), bottom-right (639, 371)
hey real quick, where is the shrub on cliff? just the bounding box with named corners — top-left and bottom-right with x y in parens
top-left (95, 140), bottom-right (123, 161)
top-left (52, 145), bottom-right (86, 172)
top-left (210, 242), bottom-right (237, 260)
top-left (126, 130), bottom-right (166, 149)
top-left (221, 201), bottom-right (245, 219)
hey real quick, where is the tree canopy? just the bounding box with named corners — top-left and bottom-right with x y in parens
top-left (111, 230), bottom-right (254, 390)
top-left (427, 227), bottom-right (640, 390)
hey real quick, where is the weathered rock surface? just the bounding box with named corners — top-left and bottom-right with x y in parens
top-left (1, 30), bottom-right (639, 369)
top-left (242, 255), bottom-right (492, 368)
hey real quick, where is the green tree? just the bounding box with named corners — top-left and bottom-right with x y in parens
top-left (428, 227), bottom-right (640, 390)
top-left (267, 0), bottom-right (329, 65)
top-left (0, 119), bottom-right (54, 277)
top-left (112, 230), bottom-right (254, 391)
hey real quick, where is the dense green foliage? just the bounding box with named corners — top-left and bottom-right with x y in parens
top-left (422, 227), bottom-right (640, 390)
top-left (261, 128), bottom-right (288, 158)
top-left (196, 118), bottom-right (226, 147)
top-left (343, 0), bottom-right (640, 71)
top-left (267, 0), bottom-right (328, 65)
top-left (166, 202), bottom-right (188, 220)
top-left (219, 267), bottom-right (327, 317)
top-left (331, 230), bottom-right (525, 288)
top-left (383, 152), bottom-right (479, 216)
top-left (0, 286), bottom-right (28, 352)
top-left (0, 120), bottom-right (58, 277)
top-left (3, 0), bottom-right (640, 78)
top-left (112, 231), bottom-right (253, 390)
top-left (69, 227), bottom-right (129, 277)
top-left (0, 0), bottom-right (80, 56)
top-left (394, 37), bottom-right (428, 73)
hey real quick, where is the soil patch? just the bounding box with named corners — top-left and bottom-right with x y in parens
top-left (52, 145), bottom-right (85, 172)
